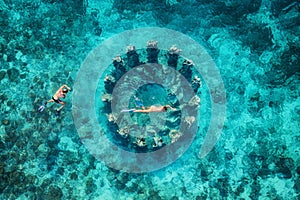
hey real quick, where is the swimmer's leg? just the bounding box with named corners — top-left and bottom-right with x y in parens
top-left (121, 109), bottom-right (135, 113)
top-left (56, 101), bottom-right (65, 116)
top-left (132, 109), bottom-right (150, 113)
top-left (38, 99), bottom-right (53, 112)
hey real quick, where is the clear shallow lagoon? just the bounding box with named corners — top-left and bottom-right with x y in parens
top-left (0, 0), bottom-right (299, 199)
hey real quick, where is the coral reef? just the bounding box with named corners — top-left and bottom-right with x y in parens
top-left (0, 0), bottom-right (299, 199)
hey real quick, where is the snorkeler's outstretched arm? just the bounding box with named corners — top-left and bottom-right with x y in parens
top-left (166, 105), bottom-right (176, 111)
top-left (59, 84), bottom-right (72, 91)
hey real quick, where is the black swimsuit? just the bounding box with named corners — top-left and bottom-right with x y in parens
top-left (52, 96), bottom-right (62, 104)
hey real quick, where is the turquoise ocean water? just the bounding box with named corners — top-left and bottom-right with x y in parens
top-left (1, 0), bottom-right (299, 199)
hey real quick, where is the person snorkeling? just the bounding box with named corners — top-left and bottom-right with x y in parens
top-left (121, 96), bottom-right (176, 113)
top-left (38, 84), bottom-right (72, 116)
top-left (130, 105), bottom-right (176, 113)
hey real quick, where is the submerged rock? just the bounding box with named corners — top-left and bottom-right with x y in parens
top-left (276, 167), bottom-right (292, 179)
top-left (275, 157), bottom-right (294, 179)
top-left (271, 1), bottom-right (298, 17)
top-left (296, 166), bottom-right (300, 175)
top-left (44, 185), bottom-right (63, 200)
top-left (2, 119), bottom-right (10, 125)
top-left (94, 26), bottom-right (102, 36)
top-left (0, 70), bottom-right (6, 81)
top-left (7, 68), bottom-right (19, 82)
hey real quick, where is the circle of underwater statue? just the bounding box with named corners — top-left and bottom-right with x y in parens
top-left (72, 27), bottom-right (226, 173)
top-left (102, 46), bottom-right (201, 153)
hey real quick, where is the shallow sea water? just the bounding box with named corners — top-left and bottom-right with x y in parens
top-left (0, 0), bottom-right (299, 199)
